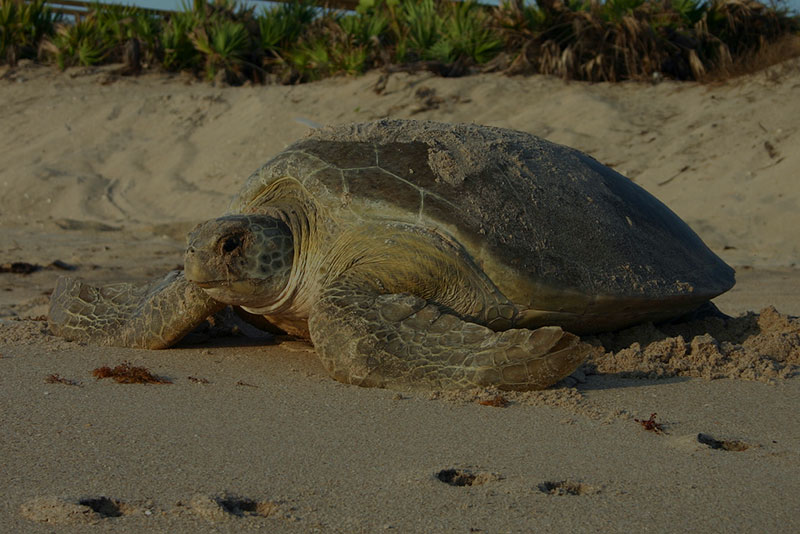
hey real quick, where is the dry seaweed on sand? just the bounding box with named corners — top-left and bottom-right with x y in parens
top-left (477, 393), bottom-right (510, 407)
top-left (92, 361), bottom-right (171, 384)
top-left (45, 373), bottom-right (81, 386)
top-left (634, 413), bottom-right (665, 433)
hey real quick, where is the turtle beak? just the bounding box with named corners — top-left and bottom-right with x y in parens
top-left (184, 221), bottom-right (228, 285)
top-left (184, 234), bottom-right (248, 290)
top-left (183, 245), bottom-right (210, 285)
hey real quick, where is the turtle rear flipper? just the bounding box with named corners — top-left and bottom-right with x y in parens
top-left (48, 271), bottom-right (224, 349)
top-left (309, 274), bottom-right (593, 390)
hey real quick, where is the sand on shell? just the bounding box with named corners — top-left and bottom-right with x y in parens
top-left (1, 60), bottom-right (800, 532)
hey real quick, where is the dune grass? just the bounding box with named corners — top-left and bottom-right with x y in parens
top-left (0, 0), bottom-right (798, 83)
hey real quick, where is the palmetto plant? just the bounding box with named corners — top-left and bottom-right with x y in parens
top-left (672, 0), bottom-right (706, 24)
top-left (191, 17), bottom-right (251, 81)
top-left (46, 17), bottom-right (107, 69)
top-left (180, 0), bottom-right (263, 83)
top-left (0, 0), bottom-right (57, 64)
top-left (41, 2), bottom-right (159, 71)
top-left (358, 0), bottom-right (502, 65)
top-left (339, 10), bottom-right (387, 47)
top-left (602, 0), bottom-right (647, 21)
top-left (491, 0), bottom-right (798, 81)
top-left (400, 0), bottom-right (440, 60)
top-left (437, 1), bottom-right (503, 64)
top-left (2, 0), bottom-right (798, 83)
top-left (92, 3), bottom-right (160, 70)
top-left (162, 9), bottom-right (201, 71)
top-left (258, 0), bottom-right (317, 54)
top-left (286, 14), bottom-right (372, 81)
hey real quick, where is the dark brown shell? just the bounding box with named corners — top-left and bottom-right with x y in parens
top-left (230, 120), bottom-right (734, 327)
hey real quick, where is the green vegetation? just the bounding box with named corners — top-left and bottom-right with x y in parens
top-left (1, 0), bottom-right (57, 64)
top-left (1, 0), bottom-right (798, 82)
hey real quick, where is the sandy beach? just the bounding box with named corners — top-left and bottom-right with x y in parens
top-left (1, 59), bottom-right (799, 532)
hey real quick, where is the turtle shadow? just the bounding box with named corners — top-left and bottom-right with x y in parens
top-left (175, 333), bottom-right (278, 349)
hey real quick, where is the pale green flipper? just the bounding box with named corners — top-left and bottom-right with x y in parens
top-left (309, 272), bottom-right (593, 390)
top-left (48, 271), bottom-right (224, 349)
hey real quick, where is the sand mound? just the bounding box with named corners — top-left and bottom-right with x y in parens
top-left (586, 306), bottom-right (799, 382)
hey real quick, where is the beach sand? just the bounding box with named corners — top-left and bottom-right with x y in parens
top-left (1, 60), bottom-right (798, 532)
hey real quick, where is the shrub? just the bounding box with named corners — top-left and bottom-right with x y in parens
top-left (0, 0), bottom-right (57, 64)
top-left (492, 0), bottom-right (800, 81)
top-left (2, 0), bottom-right (798, 83)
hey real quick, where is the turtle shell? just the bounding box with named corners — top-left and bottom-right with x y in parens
top-left (230, 120), bottom-right (734, 332)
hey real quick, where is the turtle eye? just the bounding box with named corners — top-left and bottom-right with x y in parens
top-left (222, 235), bottom-right (241, 253)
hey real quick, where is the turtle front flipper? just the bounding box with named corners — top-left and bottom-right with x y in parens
top-left (48, 271), bottom-right (225, 349)
top-left (309, 275), bottom-right (594, 391)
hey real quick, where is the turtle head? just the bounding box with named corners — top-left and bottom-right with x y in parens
top-left (184, 215), bottom-right (293, 307)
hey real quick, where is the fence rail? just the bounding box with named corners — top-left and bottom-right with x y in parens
top-left (26, 0), bottom-right (362, 20)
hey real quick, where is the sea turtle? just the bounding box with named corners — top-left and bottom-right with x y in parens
top-left (48, 120), bottom-right (735, 390)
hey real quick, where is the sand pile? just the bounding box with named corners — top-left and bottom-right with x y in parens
top-left (586, 306), bottom-right (799, 382)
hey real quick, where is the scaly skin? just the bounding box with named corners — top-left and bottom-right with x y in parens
top-left (309, 224), bottom-right (593, 390)
top-left (310, 272), bottom-right (592, 390)
top-left (48, 271), bottom-right (224, 349)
